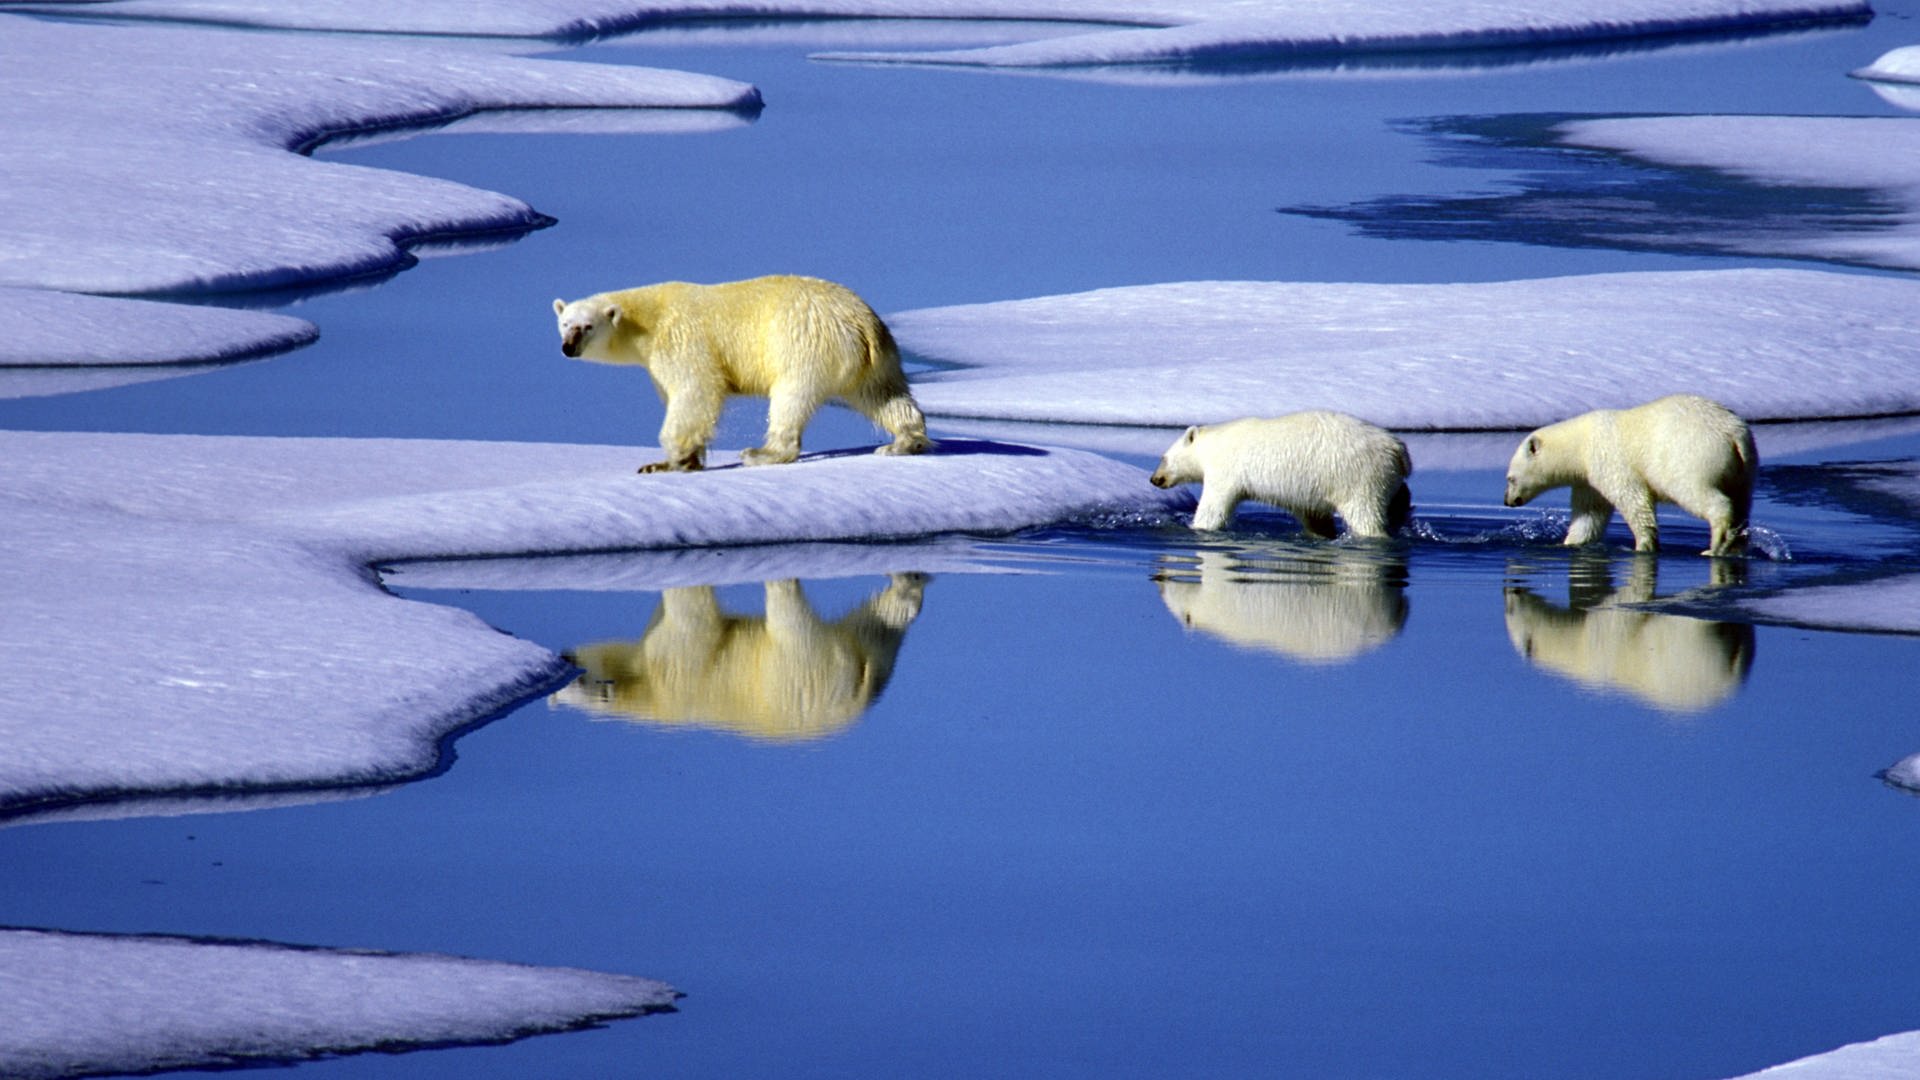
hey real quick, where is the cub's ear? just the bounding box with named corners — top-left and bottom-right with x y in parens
top-left (552, 298), bottom-right (566, 316)
top-left (1526, 435), bottom-right (1542, 455)
top-left (1182, 425), bottom-right (1198, 444)
top-left (602, 304), bottom-right (621, 325)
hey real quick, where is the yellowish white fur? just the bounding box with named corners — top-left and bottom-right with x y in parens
top-left (553, 274), bottom-right (929, 472)
top-left (1504, 393), bottom-right (1756, 556)
top-left (1150, 411), bottom-right (1413, 537)
top-left (1155, 549), bottom-right (1407, 664)
top-left (553, 575), bottom-right (926, 742)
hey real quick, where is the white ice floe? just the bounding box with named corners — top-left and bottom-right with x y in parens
top-left (1885, 752), bottom-right (1920, 794)
top-left (1547, 116), bottom-right (1920, 271)
top-left (15, 0), bottom-right (1869, 62)
top-left (1853, 43), bottom-right (1920, 85)
top-left (0, 289), bottom-right (315, 369)
top-left (386, 535), bottom-right (1031, 592)
top-left (0, 927), bottom-right (676, 1079)
top-left (0, 16), bottom-right (757, 297)
top-left (1735, 461), bottom-right (1920, 634)
top-left (896, 269), bottom-right (1920, 441)
top-left (1728, 1029), bottom-right (1920, 1078)
top-left (0, 430), bottom-right (1185, 821)
top-left (918, 415), bottom-right (1920, 471)
top-left (0, 287), bottom-right (318, 400)
top-left (819, 0), bottom-right (1871, 68)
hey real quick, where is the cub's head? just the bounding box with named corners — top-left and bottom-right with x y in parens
top-left (1504, 431), bottom-right (1551, 507)
top-left (1149, 425), bottom-right (1206, 489)
top-left (552, 297), bottom-right (623, 361)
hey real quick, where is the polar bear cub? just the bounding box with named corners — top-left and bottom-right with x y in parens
top-left (553, 274), bottom-right (930, 472)
top-left (1504, 393), bottom-right (1756, 557)
top-left (1150, 411), bottom-right (1413, 537)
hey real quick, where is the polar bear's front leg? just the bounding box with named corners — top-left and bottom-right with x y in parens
top-left (645, 386), bottom-right (721, 473)
top-left (1562, 483), bottom-right (1615, 547)
top-left (1190, 483), bottom-right (1241, 531)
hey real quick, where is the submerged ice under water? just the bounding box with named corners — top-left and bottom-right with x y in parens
top-left (4, 1), bottom-right (1920, 1078)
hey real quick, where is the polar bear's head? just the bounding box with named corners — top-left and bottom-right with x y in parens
top-left (552, 297), bottom-right (624, 361)
top-left (1150, 425), bottom-right (1206, 489)
top-left (1504, 429), bottom-right (1564, 507)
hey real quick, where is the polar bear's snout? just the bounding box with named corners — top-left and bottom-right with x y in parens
top-left (1149, 463), bottom-right (1174, 488)
top-left (560, 327), bottom-right (584, 358)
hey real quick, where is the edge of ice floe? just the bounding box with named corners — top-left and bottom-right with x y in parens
top-left (0, 18), bottom-right (763, 297)
top-left (1726, 1028), bottom-right (1920, 1078)
top-left (0, 926), bottom-right (679, 1080)
top-left (0, 431), bottom-right (1189, 823)
top-left (281, 439), bottom-right (1197, 564)
top-left (812, 1), bottom-right (1873, 68)
top-left (0, 287), bottom-right (317, 368)
top-left (1852, 44), bottom-right (1920, 85)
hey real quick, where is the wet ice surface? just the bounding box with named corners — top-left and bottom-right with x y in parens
top-left (895, 269), bottom-right (1920, 432)
top-left (1299, 110), bottom-right (1920, 272)
top-left (0, 928), bottom-right (677, 1080)
top-left (1720, 460), bottom-right (1920, 634)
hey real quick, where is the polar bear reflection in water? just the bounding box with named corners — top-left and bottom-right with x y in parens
top-left (1504, 556), bottom-right (1753, 714)
top-left (1155, 545), bottom-right (1409, 665)
top-left (552, 573), bottom-right (927, 742)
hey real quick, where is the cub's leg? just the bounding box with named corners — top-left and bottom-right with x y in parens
top-left (1613, 487), bottom-right (1659, 553)
top-left (1191, 483), bottom-right (1242, 531)
top-left (1338, 488), bottom-right (1403, 540)
top-left (1563, 483), bottom-right (1616, 547)
top-left (1693, 489), bottom-right (1748, 557)
top-left (1298, 509), bottom-right (1339, 539)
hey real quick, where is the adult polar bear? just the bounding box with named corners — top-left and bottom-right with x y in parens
top-left (1504, 394), bottom-right (1756, 557)
top-left (554, 275), bottom-right (930, 472)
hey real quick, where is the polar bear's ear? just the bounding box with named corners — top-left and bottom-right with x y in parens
top-left (602, 305), bottom-right (621, 325)
top-left (1182, 426), bottom-right (1198, 443)
top-left (1526, 435), bottom-right (1542, 455)
top-left (552, 298), bottom-right (566, 316)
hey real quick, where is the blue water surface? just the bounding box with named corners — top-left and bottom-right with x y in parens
top-left (3, 8), bottom-right (1920, 1079)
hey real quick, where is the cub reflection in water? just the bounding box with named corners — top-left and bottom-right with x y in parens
top-left (1504, 555), bottom-right (1753, 714)
top-left (1154, 546), bottom-right (1408, 665)
top-left (553, 573), bottom-right (928, 742)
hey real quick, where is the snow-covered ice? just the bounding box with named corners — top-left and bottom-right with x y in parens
top-left (13, 0), bottom-right (1869, 60)
top-left (895, 269), bottom-right (1920, 441)
top-left (0, 287), bottom-right (318, 400)
top-left (1727, 460), bottom-right (1920, 635)
top-left (0, 430), bottom-right (1187, 822)
top-left (1726, 1029), bottom-right (1920, 1078)
top-left (1548, 116), bottom-right (1920, 271)
top-left (1853, 43), bottom-right (1920, 85)
top-left (0, 927), bottom-right (677, 1079)
top-left (812, 0), bottom-right (1871, 68)
top-left (1885, 752), bottom-right (1920, 794)
top-left (0, 17), bottom-right (757, 298)
top-left (0, 289), bottom-right (315, 369)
